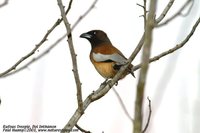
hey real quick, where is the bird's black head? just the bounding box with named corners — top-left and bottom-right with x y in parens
top-left (80, 30), bottom-right (111, 48)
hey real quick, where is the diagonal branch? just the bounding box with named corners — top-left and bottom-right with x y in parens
top-left (0, 0), bottom-right (73, 77)
top-left (71, 0), bottom-right (98, 31)
top-left (133, 16), bottom-right (200, 72)
top-left (57, 0), bottom-right (83, 112)
top-left (0, 34), bottom-right (66, 78)
top-left (155, 0), bottom-right (175, 24)
top-left (0, 0), bottom-right (98, 78)
top-left (157, 0), bottom-right (194, 27)
top-left (113, 87), bottom-right (133, 121)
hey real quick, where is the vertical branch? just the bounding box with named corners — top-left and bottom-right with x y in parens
top-left (143, 0), bottom-right (147, 29)
top-left (133, 0), bottom-right (157, 133)
top-left (137, 0), bottom-right (147, 29)
top-left (57, 0), bottom-right (83, 112)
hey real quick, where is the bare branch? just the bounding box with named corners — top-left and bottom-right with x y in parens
top-left (0, 0), bottom-right (74, 77)
top-left (65, 0), bottom-right (73, 15)
top-left (155, 0), bottom-right (175, 24)
top-left (133, 16), bottom-right (200, 72)
top-left (0, 0), bottom-right (8, 8)
top-left (136, 3), bottom-right (145, 9)
top-left (71, 0), bottom-right (98, 31)
top-left (57, 0), bottom-right (83, 112)
top-left (0, 1), bottom-right (72, 77)
top-left (137, 0), bottom-right (147, 29)
top-left (0, 34), bottom-right (66, 78)
top-left (179, 0), bottom-right (193, 17)
top-left (112, 87), bottom-right (133, 121)
top-left (133, 0), bottom-right (156, 132)
top-left (157, 0), bottom-right (193, 27)
top-left (0, 39), bottom-right (48, 77)
top-left (0, 0), bottom-right (97, 78)
top-left (75, 124), bottom-right (91, 133)
top-left (141, 97), bottom-right (152, 133)
top-left (127, 0), bottom-right (176, 69)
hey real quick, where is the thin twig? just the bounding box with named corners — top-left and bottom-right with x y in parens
top-left (57, 0), bottom-right (83, 112)
top-left (0, 0), bottom-right (98, 78)
top-left (179, 1), bottom-right (193, 17)
top-left (0, 0), bottom-right (74, 77)
top-left (133, 16), bottom-right (200, 72)
top-left (65, 0), bottom-right (73, 15)
top-left (157, 0), bottom-right (193, 27)
top-left (71, 0), bottom-right (98, 31)
top-left (141, 97), bottom-right (152, 133)
top-left (0, 1), bottom-right (73, 77)
top-left (112, 87), bottom-right (133, 121)
top-left (130, 0), bottom-right (176, 69)
top-left (75, 124), bottom-right (91, 133)
top-left (133, 0), bottom-right (156, 133)
top-left (143, 0), bottom-right (147, 29)
top-left (155, 0), bottom-right (175, 24)
top-left (0, 34), bottom-right (66, 78)
top-left (137, 0), bottom-right (147, 29)
top-left (0, 0), bottom-right (8, 8)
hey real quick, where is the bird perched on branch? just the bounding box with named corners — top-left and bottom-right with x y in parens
top-left (80, 30), bottom-right (135, 82)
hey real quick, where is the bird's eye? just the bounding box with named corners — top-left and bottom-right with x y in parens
top-left (93, 31), bottom-right (96, 35)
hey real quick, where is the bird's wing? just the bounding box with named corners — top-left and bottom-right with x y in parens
top-left (92, 52), bottom-right (127, 64)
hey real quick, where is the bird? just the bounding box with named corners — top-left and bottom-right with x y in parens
top-left (80, 30), bottom-right (135, 82)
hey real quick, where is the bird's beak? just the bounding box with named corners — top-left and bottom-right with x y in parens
top-left (80, 33), bottom-right (92, 39)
